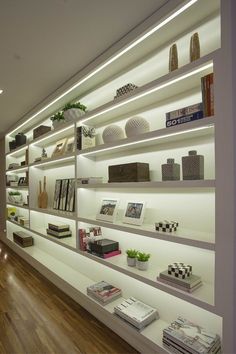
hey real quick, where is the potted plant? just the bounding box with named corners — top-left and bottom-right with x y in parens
top-left (136, 252), bottom-right (151, 271)
top-left (50, 111), bottom-right (65, 129)
top-left (8, 191), bottom-right (23, 205)
top-left (63, 102), bottom-right (87, 122)
top-left (126, 249), bottom-right (138, 267)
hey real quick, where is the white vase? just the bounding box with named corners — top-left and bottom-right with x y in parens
top-left (64, 108), bottom-right (85, 122)
top-left (9, 195), bottom-right (22, 205)
top-left (127, 257), bottom-right (136, 267)
top-left (52, 120), bottom-right (66, 129)
top-left (125, 116), bottom-right (150, 138)
top-left (102, 124), bottom-right (125, 143)
top-left (136, 260), bottom-right (149, 271)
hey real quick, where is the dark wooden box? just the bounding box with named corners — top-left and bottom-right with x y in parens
top-left (108, 162), bottom-right (150, 183)
top-left (90, 239), bottom-right (119, 254)
top-left (13, 231), bottom-right (33, 248)
top-left (33, 125), bottom-right (51, 139)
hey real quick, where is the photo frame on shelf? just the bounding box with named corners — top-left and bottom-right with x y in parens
top-left (123, 201), bottom-right (146, 226)
top-left (96, 198), bottom-right (119, 223)
top-left (51, 138), bottom-right (68, 157)
top-left (59, 179), bottom-right (69, 211)
top-left (65, 137), bottom-right (75, 154)
top-left (53, 179), bottom-right (62, 209)
top-left (65, 178), bottom-right (75, 212)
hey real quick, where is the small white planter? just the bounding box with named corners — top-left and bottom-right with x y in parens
top-left (64, 108), bottom-right (85, 122)
top-left (8, 195), bottom-right (22, 205)
top-left (127, 257), bottom-right (136, 267)
top-left (52, 120), bottom-right (66, 129)
top-left (136, 260), bottom-right (149, 271)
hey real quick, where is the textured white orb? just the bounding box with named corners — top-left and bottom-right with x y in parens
top-left (125, 116), bottom-right (150, 137)
top-left (102, 124), bottom-right (125, 143)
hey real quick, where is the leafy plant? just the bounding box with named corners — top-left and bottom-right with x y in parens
top-left (136, 252), bottom-right (150, 262)
top-left (126, 249), bottom-right (139, 258)
top-left (8, 191), bottom-right (21, 196)
top-left (50, 111), bottom-right (64, 122)
top-left (63, 101), bottom-right (87, 112)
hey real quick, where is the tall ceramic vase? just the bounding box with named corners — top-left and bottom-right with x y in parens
top-left (169, 43), bottom-right (178, 72)
top-left (190, 32), bottom-right (200, 62)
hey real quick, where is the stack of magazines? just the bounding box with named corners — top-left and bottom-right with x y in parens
top-left (163, 317), bottom-right (221, 354)
top-left (114, 297), bottom-right (159, 330)
top-left (87, 281), bottom-right (122, 305)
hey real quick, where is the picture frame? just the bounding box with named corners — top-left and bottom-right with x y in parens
top-left (65, 178), bottom-right (75, 212)
top-left (51, 138), bottom-right (68, 157)
top-left (53, 179), bottom-right (62, 209)
top-left (59, 179), bottom-right (69, 211)
top-left (122, 201), bottom-right (146, 226)
top-left (96, 198), bottom-right (119, 223)
top-left (65, 137), bottom-right (75, 154)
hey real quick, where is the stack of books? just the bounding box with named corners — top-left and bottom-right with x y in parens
top-left (166, 102), bottom-right (203, 128)
top-left (77, 177), bottom-right (103, 185)
top-left (87, 281), bottom-right (122, 305)
top-left (163, 317), bottom-right (221, 354)
top-left (88, 238), bottom-right (121, 259)
top-left (47, 223), bottom-right (72, 239)
top-left (114, 297), bottom-right (159, 330)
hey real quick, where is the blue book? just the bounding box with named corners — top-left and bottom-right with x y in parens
top-left (166, 111), bottom-right (204, 128)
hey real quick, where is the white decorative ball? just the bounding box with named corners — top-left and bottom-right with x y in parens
top-left (125, 116), bottom-right (150, 137)
top-left (102, 125), bottom-right (125, 143)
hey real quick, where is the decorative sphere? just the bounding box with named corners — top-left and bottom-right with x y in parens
top-left (125, 116), bottom-right (150, 137)
top-left (102, 124), bottom-right (125, 143)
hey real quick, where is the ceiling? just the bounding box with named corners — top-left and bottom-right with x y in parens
top-left (0, 0), bottom-right (169, 137)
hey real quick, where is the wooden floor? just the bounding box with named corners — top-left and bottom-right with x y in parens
top-left (0, 241), bottom-right (139, 354)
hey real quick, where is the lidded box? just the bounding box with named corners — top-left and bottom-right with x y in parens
top-left (182, 150), bottom-right (204, 180)
top-left (108, 162), bottom-right (150, 183)
top-left (162, 158), bottom-right (180, 181)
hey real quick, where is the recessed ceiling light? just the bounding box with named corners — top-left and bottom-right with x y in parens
top-left (0, 90), bottom-right (3, 94)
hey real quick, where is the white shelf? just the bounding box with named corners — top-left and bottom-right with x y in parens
top-left (6, 219), bottom-right (30, 231)
top-left (77, 216), bottom-right (215, 251)
top-left (78, 117), bottom-right (214, 158)
top-left (6, 143), bottom-right (29, 157)
top-left (30, 206), bottom-right (76, 220)
top-left (77, 180), bottom-right (215, 189)
top-left (29, 153), bottom-right (75, 169)
top-left (7, 202), bottom-right (29, 210)
top-left (6, 166), bottom-right (28, 174)
top-left (30, 122), bottom-right (75, 147)
top-left (6, 185), bottom-right (29, 190)
top-left (78, 53), bottom-right (215, 128)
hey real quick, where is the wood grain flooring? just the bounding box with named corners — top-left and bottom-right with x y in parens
top-left (0, 241), bottom-right (139, 354)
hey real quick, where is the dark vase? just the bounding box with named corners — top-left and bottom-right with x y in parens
top-left (9, 140), bottom-right (16, 151)
top-left (15, 133), bottom-right (27, 147)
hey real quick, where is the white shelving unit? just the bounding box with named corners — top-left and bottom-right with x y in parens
top-left (3, 0), bottom-right (236, 353)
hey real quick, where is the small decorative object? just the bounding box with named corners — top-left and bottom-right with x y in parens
top-left (102, 125), bottom-right (125, 144)
top-left (89, 239), bottom-right (119, 255)
top-left (162, 158), bottom-right (180, 181)
top-left (96, 198), bottom-right (119, 222)
top-left (42, 148), bottom-right (47, 158)
top-left (123, 201), bottom-right (146, 226)
top-left (190, 32), bottom-right (200, 62)
top-left (9, 140), bottom-right (16, 151)
top-left (15, 132), bottom-right (27, 147)
top-left (53, 180), bottom-right (62, 209)
top-left (59, 179), bottom-right (69, 211)
top-left (33, 125), bottom-right (51, 139)
top-left (52, 178), bottom-right (75, 212)
top-left (125, 116), bottom-right (150, 138)
top-left (8, 191), bottom-right (23, 205)
top-left (63, 102), bottom-right (87, 122)
top-left (51, 138), bottom-right (68, 157)
top-left (77, 177), bottom-right (103, 184)
top-left (65, 179), bottom-right (75, 212)
top-left (136, 252), bottom-right (151, 271)
top-left (65, 137), bottom-right (75, 154)
top-left (50, 111), bottom-right (65, 129)
top-left (40, 176), bottom-right (48, 209)
top-left (13, 231), bottom-right (33, 248)
top-left (77, 126), bottom-right (96, 150)
top-left (6, 207), bottom-right (17, 220)
top-left (126, 249), bottom-right (138, 267)
top-left (18, 177), bottom-right (27, 186)
top-left (47, 223), bottom-right (72, 239)
top-left (168, 262), bottom-right (192, 279)
top-left (7, 174), bottom-right (18, 186)
top-left (182, 150), bottom-right (204, 180)
top-left (114, 83), bottom-right (138, 99)
top-left (108, 162), bottom-right (150, 183)
top-left (8, 163), bottom-right (20, 170)
top-left (169, 43), bottom-right (178, 72)
top-left (155, 220), bottom-right (179, 232)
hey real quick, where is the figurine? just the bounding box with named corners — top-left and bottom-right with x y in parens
top-left (42, 148), bottom-right (47, 158)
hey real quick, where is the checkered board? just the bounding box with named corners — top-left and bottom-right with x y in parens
top-left (155, 220), bottom-right (179, 232)
top-left (168, 263), bottom-right (192, 279)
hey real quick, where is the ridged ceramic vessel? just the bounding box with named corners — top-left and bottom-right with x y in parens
top-left (102, 125), bottom-right (125, 143)
top-left (125, 116), bottom-right (150, 137)
top-left (64, 108), bottom-right (85, 122)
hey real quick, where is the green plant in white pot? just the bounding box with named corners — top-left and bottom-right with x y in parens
top-left (8, 191), bottom-right (22, 205)
top-left (126, 249), bottom-right (138, 267)
top-left (63, 102), bottom-right (87, 122)
top-left (136, 252), bottom-right (151, 271)
top-left (50, 111), bottom-right (65, 129)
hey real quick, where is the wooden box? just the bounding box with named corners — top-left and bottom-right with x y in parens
top-left (108, 162), bottom-right (150, 183)
top-left (33, 125), bottom-right (51, 139)
top-left (13, 231), bottom-right (33, 248)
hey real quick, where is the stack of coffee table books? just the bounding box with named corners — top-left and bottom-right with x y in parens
top-left (157, 263), bottom-right (202, 293)
top-left (46, 223), bottom-right (72, 239)
top-left (163, 317), bottom-right (221, 354)
top-left (87, 281), bottom-right (122, 305)
top-left (114, 297), bottom-right (159, 330)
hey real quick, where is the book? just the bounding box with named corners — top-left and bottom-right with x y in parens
top-left (163, 317), bottom-right (221, 354)
top-left (114, 297), bottom-right (159, 330)
top-left (46, 229), bottom-right (72, 238)
top-left (87, 281), bottom-right (122, 304)
top-left (48, 223), bottom-right (70, 232)
top-left (166, 111), bottom-right (204, 128)
top-left (166, 103), bottom-right (203, 120)
top-left (158, 270), bottom-right (202, 289)
top-left (77, 177), bottom-right (103, 184)
top-left (163, 336), bottom-right (221, 354)
top-left (157, 276), bottom-right (202, 293)
top-left (88, 249), bottom-right (121, 259)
